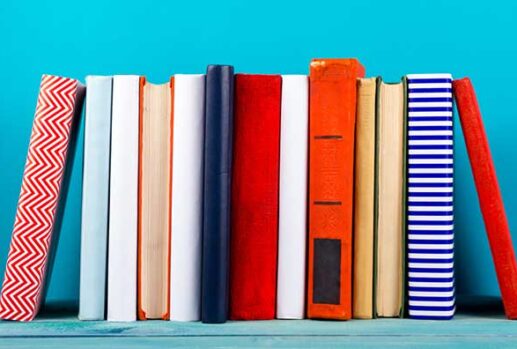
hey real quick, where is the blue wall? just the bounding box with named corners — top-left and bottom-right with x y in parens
top-left (1, 0), bottom-right (516, 303)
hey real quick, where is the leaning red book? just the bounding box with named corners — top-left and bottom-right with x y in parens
top-left (453, 77), bottom-right (517, 319)
top-left (0, 75), bottom-right (84, 321)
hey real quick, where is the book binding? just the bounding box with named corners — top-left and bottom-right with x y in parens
top-left (406, 74), bottom-right (455, 320)
top-left (453, 77), bottom-right (517, 319)
top-left (0, 75), bottom-right (84, 321)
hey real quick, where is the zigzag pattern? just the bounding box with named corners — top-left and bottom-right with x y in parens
top-left (0, 75), bottom-right (79, 321)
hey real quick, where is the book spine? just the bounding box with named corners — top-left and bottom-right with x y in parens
top-left (201, 65), bottom-right (234, 323)
top-left (79, 76), bottom-right (112, 321)
top-left (353, 78), bottom-right (377, 319)
top-left (229, 74), bottom-right (282, 320)
top-left (453, 78), bottom-right (517, 319)
top-left (170, 74), bottom-right (205, 321)
top-left (276, 75), bottom-right (309, 319)
top-left (307, 59), bottom-right (365, 320)
top-left (107, 75), bottom-right (140, 322)
top-left (406, 74), bottom-right (455, 320)
top-left (0, 75), bottom-right (83, 321)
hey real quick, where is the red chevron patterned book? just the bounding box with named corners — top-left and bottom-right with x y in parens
top-left (0, 75), bottom-right (85, 321)
top-left (453, 78), bottom-right (517, 319)
top-left (229, 74), bottom-right (282, 320)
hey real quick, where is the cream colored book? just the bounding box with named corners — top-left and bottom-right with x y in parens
top-left (138, 78), bottom-right (173, 320)
top-left (375, 78), bottom-right (405, 318)
top-left (353, 78), bottom-right (377, 319)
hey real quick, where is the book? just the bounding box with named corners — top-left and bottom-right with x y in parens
top-left (107, 75), bottom-right (140, 322)
top-left (352, 77), bottom-right (377, 319)
top-left (201, 65), bottom-right (234, 324)
top-left (170, 74), bottom-right (205, 321)
top-left (137, 77), bottom-right (173, 320)
top-left (230, 74), bottom-right (282, 320)
top-left (0, 75), bottom-right (85, 321)
top-left (407, 74), bottom-right (455, 320)
top-left (276, 75), bottom-right (309, 320)
top-left (375, 78), bottom-right (405, 318)
top-left (307, 58), bottom-right (365, 320)
top-left (79, 76), bottom-right (112, 321)
top-left (453, 77), bottom-right (517, 319)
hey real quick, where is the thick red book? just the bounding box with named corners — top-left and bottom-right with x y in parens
top-left (229, 74), bottom-right (282, 320)
top-left (453, 78), bottom-right (517, 319)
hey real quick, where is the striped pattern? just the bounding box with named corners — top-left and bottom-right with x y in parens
top-left (406, 74), bottom-right (455, 320)
top-left (0, 75), bottom-right (81, 321)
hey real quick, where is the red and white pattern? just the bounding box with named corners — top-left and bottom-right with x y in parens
top-left (0, 75), bottom-right (81, 321)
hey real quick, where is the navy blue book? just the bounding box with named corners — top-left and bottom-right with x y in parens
top-left (201, 65), bottom-right (235, 324)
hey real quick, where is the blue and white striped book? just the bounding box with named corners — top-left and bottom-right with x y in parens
top-left (406, 74), bottom-right (455, 320)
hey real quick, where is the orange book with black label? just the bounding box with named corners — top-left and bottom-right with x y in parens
top-left (307, 59), bottom-right (365, 320)
top-left (137, 77), bottom-right (174, 320)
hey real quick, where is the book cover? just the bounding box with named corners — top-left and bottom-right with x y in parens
top-left (229, 74), bottom-right (282, 320)
top-left (0, 75), bottom-right (84, 321)
top-left (307, 58), bottom-right (365, 320)
top-left (170, 74), bottom-right (205, 321)
top-left (201, 65), bottom-right (234, 324)
top-left (307, 59), bottom-right (365, 320)
top-left (353, 77), bottom-right (377, 319)
top-left (107, 75), bottom-right (140, 322)
top-left (79, 76), bottom-right (112, 321)
top-left (407, 74), bottom-right (455, 320)
top-left (276, 75), bottom-right (309, 320)
top-left (453, 77), bottom-right (517, 319)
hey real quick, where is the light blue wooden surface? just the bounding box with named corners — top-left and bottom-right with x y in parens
top-left (1, 297), bottom-right (517, 348)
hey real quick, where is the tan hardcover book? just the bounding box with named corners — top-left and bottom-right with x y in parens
top-left (353, 78), bottom-right (377, 319)
top-left (375, 79), bottom-right (405, 318)
top-left (137, 77), bottom-right (174, 320)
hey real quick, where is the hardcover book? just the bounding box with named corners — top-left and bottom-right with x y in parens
top-left (170, 74), bottom-right (205, 321)
top-left (453, 77), bottom-right (517, 319)
top-left (137, 77), bottom-right (173, 320)
top-left (375, 78), bottom-right (406, 318)
top-left (201, 65), bottom-right (234, 324)
top-left (406, 74), bottom-right (455, 320)
top-left (107, 75), bottom-right (140, 322)
top-left (230, 74), bottom-right (282, 320)
top-left (79, 76), bottom-right (112, 321)
top-left (0, 75), bottom-right (84, 321)
top-left (307, 58), bottom-right (365, 320)
top-left (353, 77), bottom-right (377, 319)
top-left (276, 75), bottom-right (309, 320)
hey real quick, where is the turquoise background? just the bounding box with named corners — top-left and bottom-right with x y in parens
top-left (0, 0), bottom-right (516, 304)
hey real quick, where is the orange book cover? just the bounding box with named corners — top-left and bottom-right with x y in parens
top-left (137, 77), bottom-right (174, 320)
top-left (307, 59), bottom-right (365, 320)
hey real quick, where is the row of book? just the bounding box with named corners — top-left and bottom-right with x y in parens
top-left (0, 59), bottom-right (516, 323)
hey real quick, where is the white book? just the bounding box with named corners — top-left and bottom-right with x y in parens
top-left (169, 74), bottom-right (205, 321)
top-left (276, 75), bottom-right (308, 319)
top-left (79, 76), bottom-right (112, 320)
top-left (107, 75), bottom-right (140, 321)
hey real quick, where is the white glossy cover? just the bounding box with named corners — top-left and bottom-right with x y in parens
top-left (169, 74), bottom-right (206, 321)
top-left (107, 75), bottom-right (140, 322)
top-left (276, 75), bottom-right (309, 319)
top-left (79, 76), bottom-right (113, 320)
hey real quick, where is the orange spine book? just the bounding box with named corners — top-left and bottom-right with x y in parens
top-left (307, 58), bottom-right (365, 320)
